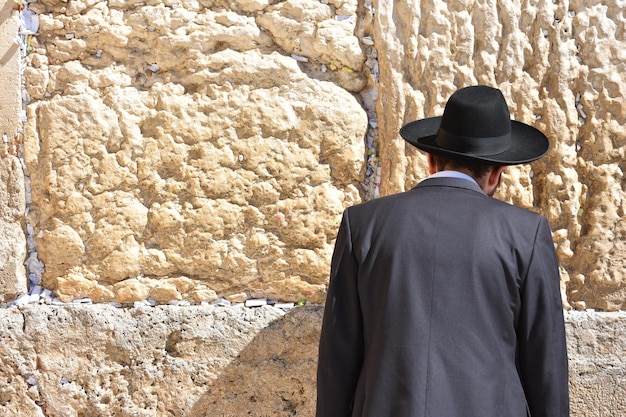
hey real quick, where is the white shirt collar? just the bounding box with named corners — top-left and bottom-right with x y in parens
top-left (428, 170), bottom-right (478, 185)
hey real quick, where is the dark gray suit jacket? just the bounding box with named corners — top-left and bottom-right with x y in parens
top-left (317, 177), bottom-right (569, 417)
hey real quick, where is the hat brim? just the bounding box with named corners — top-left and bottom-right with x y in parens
top-left (400, 117), bottom-right (549, 165)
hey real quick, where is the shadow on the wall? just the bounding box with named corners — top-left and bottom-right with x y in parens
top-left (188, 305), bottom-right (324, 417)
top-left (0, 3), bottom-right (18, 67)
top-left (0, 1), bottom-right (14, 25)
top-left (0, 42), bottom-right (18, 66)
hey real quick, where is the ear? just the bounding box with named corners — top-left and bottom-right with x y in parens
top-left (488, 165), bottom-right (506, 188)
top-left (427, 153), bottom-right (438, 175)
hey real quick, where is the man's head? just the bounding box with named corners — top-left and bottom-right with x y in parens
top-left (400, 85), bottom-right (549, 166)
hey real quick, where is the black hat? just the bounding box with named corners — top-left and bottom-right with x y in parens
top-left (399, 85), bottom-right (549, 165)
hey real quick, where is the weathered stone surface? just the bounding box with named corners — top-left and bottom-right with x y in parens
top-left (23, 0), bottom-right (368, 304)
top-left (189, 304), bottom-right (322, 416)
top-left (10, 0), bottom-right (624, 309)
top-left (0, 5), bottom-right (27, 303)
top-left (0, 304), bottom-right (291, 416)
top-left (566, 311), bottom-right (626, 416)
top-left (0, 305), bottom-right (624, 417)
top-left (10, 0), bottom-right (625, 310)
top-left (0, 154), bottom-right (27, 303)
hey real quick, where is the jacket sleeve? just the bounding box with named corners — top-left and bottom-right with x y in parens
top-left (517, 216), bottom-right (570, 417)
top-left (316, 210), bottom-right (364, 417)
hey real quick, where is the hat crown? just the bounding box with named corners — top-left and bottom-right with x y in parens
top-left (435, 86), bottom-right (512, 156)
top-left (440, 86), bottom-right (511, 139)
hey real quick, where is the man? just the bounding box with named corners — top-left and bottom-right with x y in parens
top-left (316, 85), bottom-right (569, 417)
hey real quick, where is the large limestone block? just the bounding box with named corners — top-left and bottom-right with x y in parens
top-left (373, 0), bottom-right (626, 310)
top-left (0, 3), bottom-right (27, 302)
top-left (0, 306), bottom-right (625, 417)
top-left (23, 0), bottom-right (369, 304)
top-left (0, 304), bottom-right (301, 416)
top-left (189, 305), bottom-right (322, 416)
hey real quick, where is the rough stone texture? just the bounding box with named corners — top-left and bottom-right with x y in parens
top-left (0, 303), bottom-right (272, 416)
top-left (22, 0), bottom-right (369, 304)
top-left (0, 304), bottom-right (318, 417)
top-left (567, 311), bottom-right (626, 417)
top-left (0, 3), bottom-right (28, 303)
top-left (373, 0), bottom-right (626, 311)
top-left (0, 305), bottom-right (623, 417)
top-left (189, 305), bottom-right (321, 416)
top-left (7, 0), bottom-right (623, 310)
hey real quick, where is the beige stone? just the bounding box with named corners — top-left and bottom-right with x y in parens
top-left (257, 0), bottom-right (364, 71)
top-left (0, 4), bottom-right (27, 303)
top-left (55, 267), bottom-right (115, 303)
top-left (566, 311), bottom-right (626, 416)
top-left (24, 27), bottom-right (367, 302)
top-left (0, 306), bottom-right (624, 416)
top-left (1, 0), bottom-right (619, 312)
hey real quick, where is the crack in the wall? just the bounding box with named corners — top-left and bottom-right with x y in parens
top-left (359, 0), bottom-right (380, 201)
top-left (16, 1), bottom-right (46, 301)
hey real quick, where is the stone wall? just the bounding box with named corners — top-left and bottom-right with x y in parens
top-left (0, 305), bottom-right (625, 417)
top-left (21, 0), bottom-right (371, 305)
top-left (5, 0), bottom-right (624, 310)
